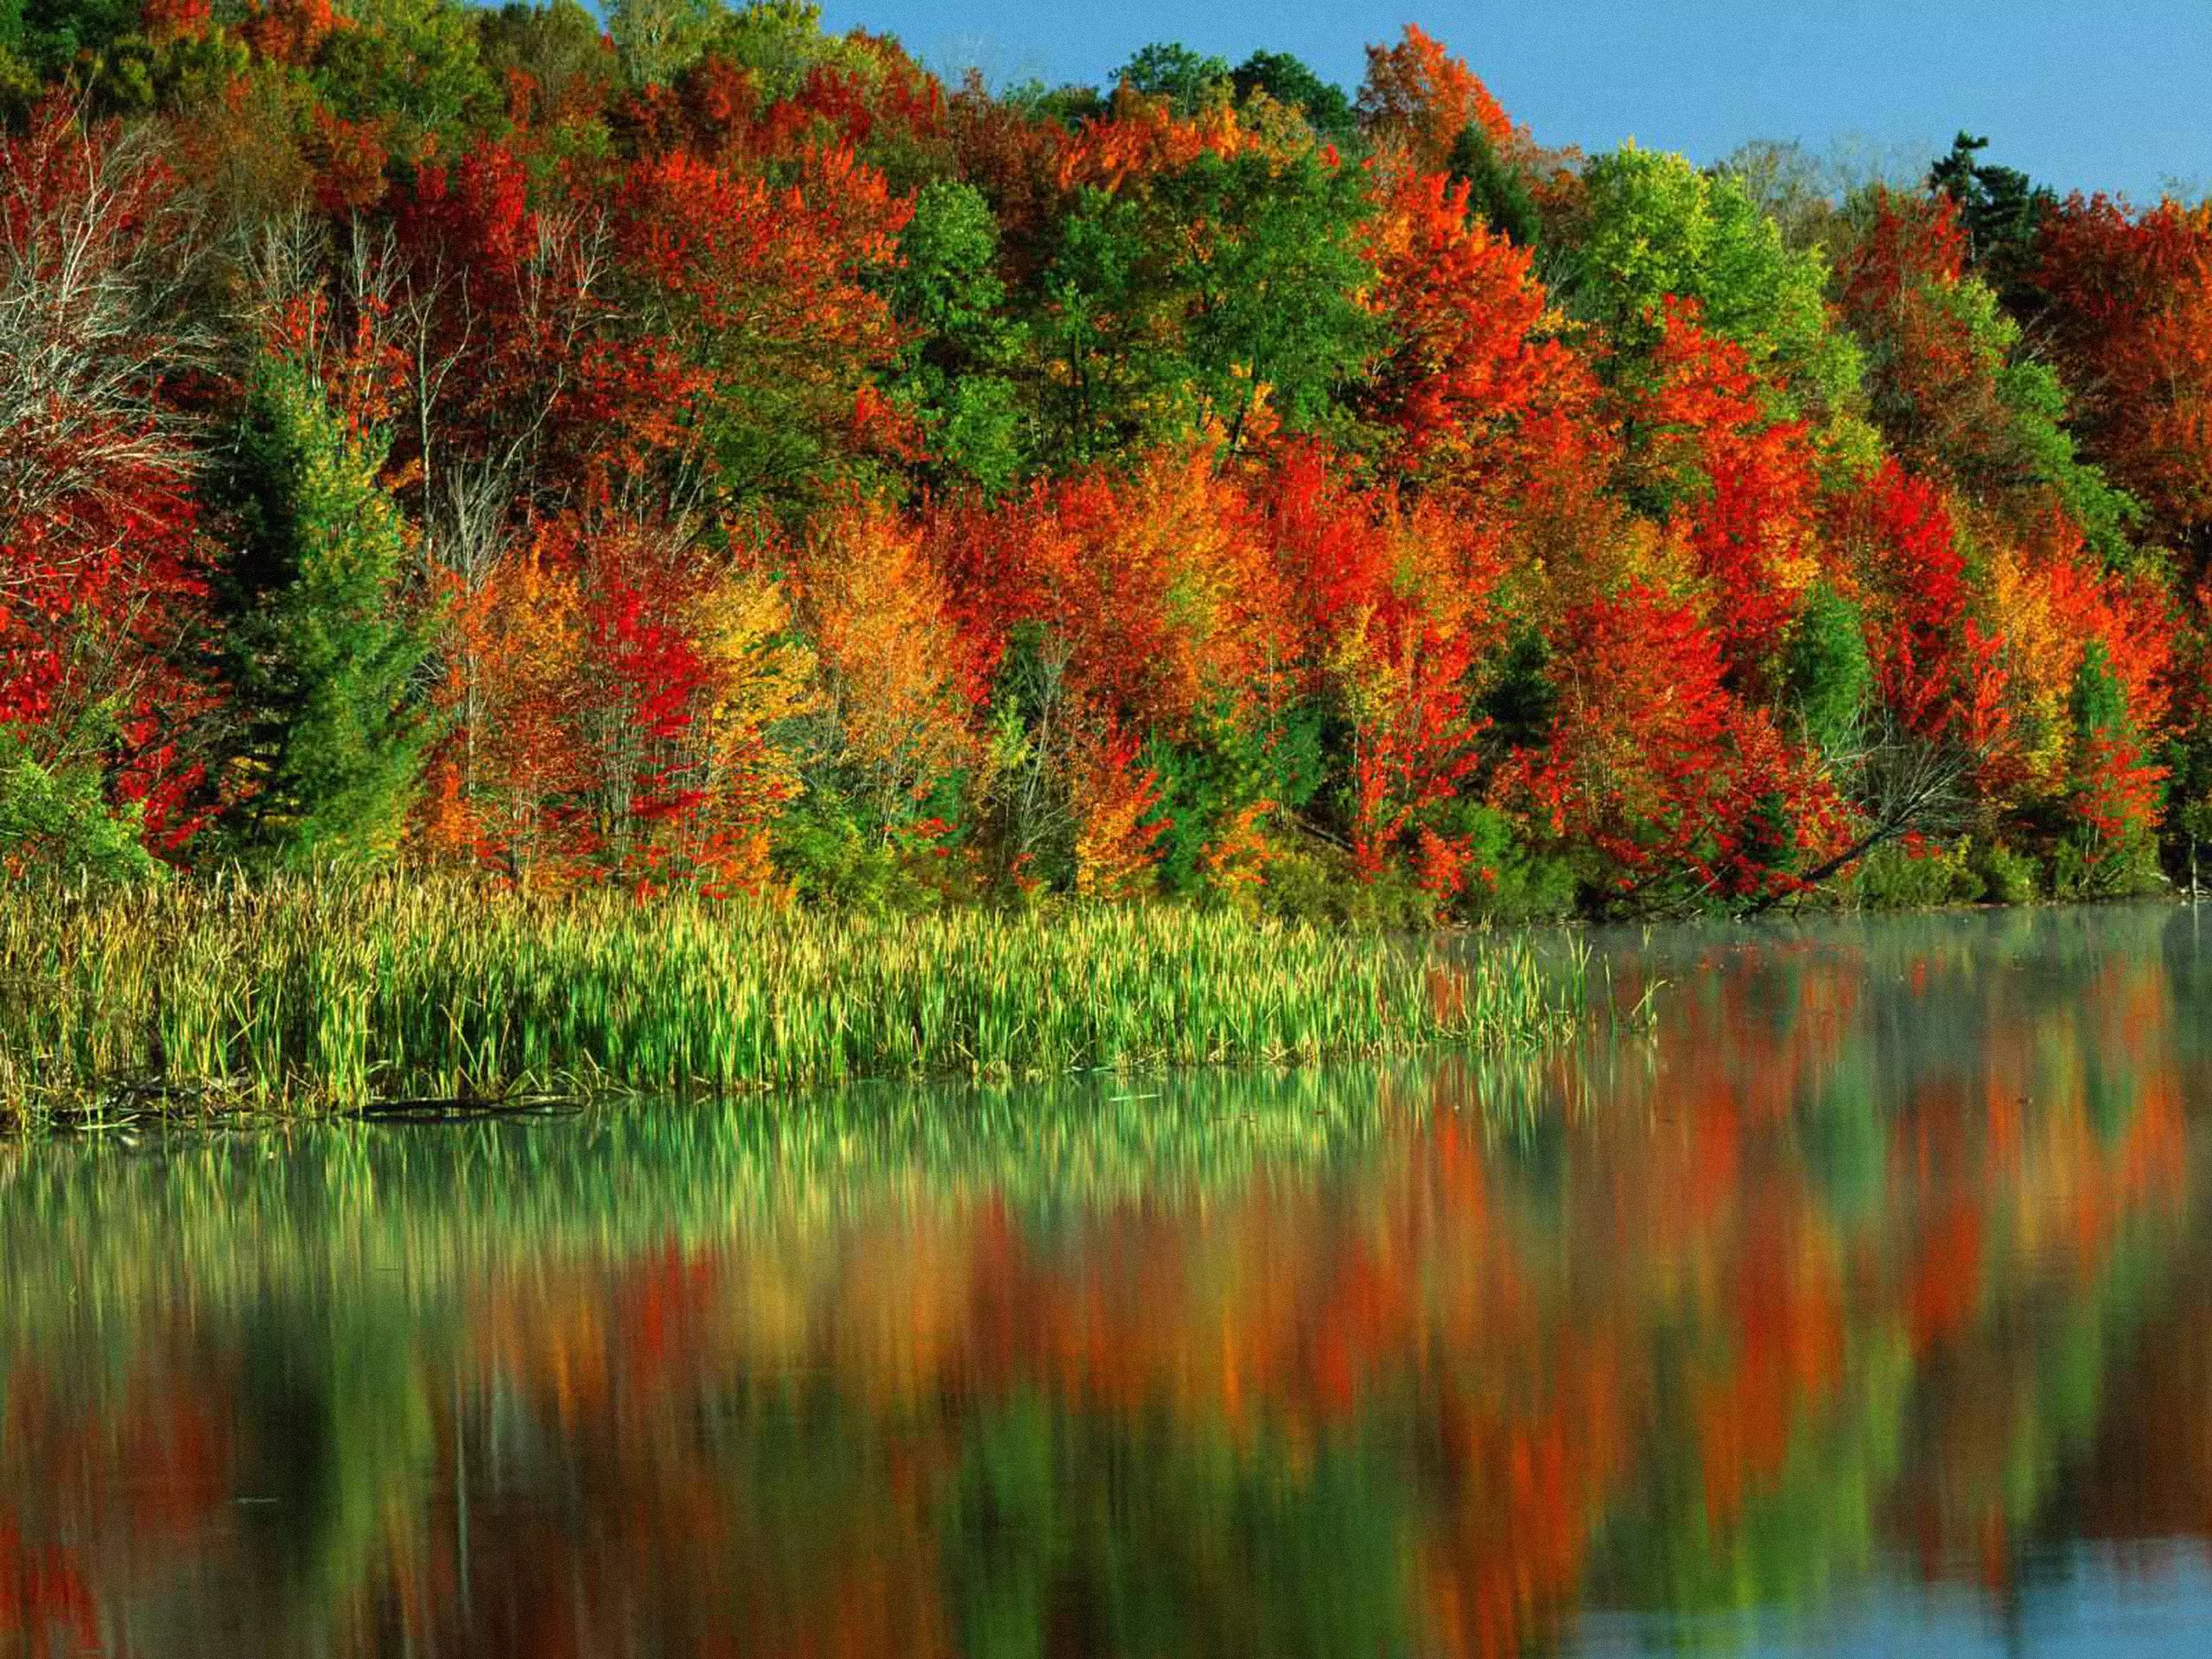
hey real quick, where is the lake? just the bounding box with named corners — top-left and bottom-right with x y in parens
top-left (3, 904), bottom-right (2209, 1656)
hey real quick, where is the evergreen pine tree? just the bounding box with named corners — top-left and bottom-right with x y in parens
top-left (219, 357), bottom-right (435, 868)
top-left (1784, 584), bottom-right (1872, 755)
top-left (1447, 121), bottom-right (1541, 248)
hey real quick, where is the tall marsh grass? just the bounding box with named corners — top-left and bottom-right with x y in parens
top-left (0, 879), bottom-right (1586, 1122)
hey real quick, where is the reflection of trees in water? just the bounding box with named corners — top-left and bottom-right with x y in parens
top-left (0, 905), bottom-right (2206, 1656)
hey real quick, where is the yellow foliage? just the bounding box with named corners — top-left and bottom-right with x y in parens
top-left (800, 497), bottom-right (978, 825)
top-left (690, 565), bottom-right (819, 816)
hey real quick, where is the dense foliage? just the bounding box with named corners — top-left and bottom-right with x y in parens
top-left (3, 4), bottom-right (2207, 916)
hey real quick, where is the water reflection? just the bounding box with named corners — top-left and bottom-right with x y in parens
top-left (2, 905), bottom-right (2209, 1656)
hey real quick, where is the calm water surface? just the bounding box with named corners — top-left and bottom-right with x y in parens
top-left (4, 906), bottom-right (2212, 1656)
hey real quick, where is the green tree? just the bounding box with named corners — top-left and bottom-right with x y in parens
top-left (475, 0), bottom-right (616, 118)
top-left (887, 179), bottom-right (1026, 493)
top-left (1783, 583), bottom-right (1871, 754)
top-left (3, 0), bottom-right (137, 80)
top-left (1110, 41), bottom-right (1229, 114)
top-left (313, 0), bottom-right (502, 155)
top-left (0, 723), bottom-right (159, 882)
top-left (219, 359), bottom-right (436, 868)
top-left (1447, 120), bottom-right (1539, 246)
top-left (706, 0), bottom-right (875, 103)
top-left (1035, 147), bottom-right (1380, 461)
top-left (1568, 143), bottom-right (1866, 429)
top-left (607, 0), bottom-right (715, 88)
top-left (1929, 131), bottom-right (2054, 300)
top-left (1230, 49), bottom-right (1355, 144)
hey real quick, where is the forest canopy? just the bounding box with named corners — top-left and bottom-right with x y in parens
top-left (3, 3), bottom-right (2209, 917)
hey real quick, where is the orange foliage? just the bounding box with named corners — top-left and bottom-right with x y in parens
top-left (1070, 720), bottom-right (1168, 899)
top-left (1357, 25), bottom-right (1516, 175)
top-left (1057, 85), bottom-right (1256, 194)
top-left (1360, 165), bottom-right (1595, 489)
top-left (793, 494), bottom-right (979, 825)
top-left (424, 517), bottom-right (812, 890)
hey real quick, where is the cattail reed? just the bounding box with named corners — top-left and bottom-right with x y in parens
top-left (0, 876), bottom-right (1585, 1122)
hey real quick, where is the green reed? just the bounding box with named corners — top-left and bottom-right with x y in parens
top-left (0, 877), bottom-right (1585, 1122)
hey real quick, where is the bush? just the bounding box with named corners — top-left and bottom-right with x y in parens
top-left (1448, 805), bottom-right (1580, 924)
top-left (1852, 837), bottom-right (1980, 909)
top-left (2050, 830), bottom-right (2164, 902)
top-left (0, 730), bottom-right (160, 884)
top-left (771, 798), bottom-right (950, 912)
top-left (1967, 837), bottom-right (2040, 905)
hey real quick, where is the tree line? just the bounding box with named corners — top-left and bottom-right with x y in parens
top-left (4, 1), bottom-right (2209, 918)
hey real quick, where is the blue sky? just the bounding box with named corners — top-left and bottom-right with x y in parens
top-left (817, 0), bottom-right (2210, 200)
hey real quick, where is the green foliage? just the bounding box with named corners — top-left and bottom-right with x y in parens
top-left (1967, 837), bottom-right (2040, 904)
top-left (1929, 131), bottom-right (2055, 298)
top-left (770, 795), bottom-right (946, 912)
top-left (313, 0), bottom-right (501, 152)
top-left (4, 0), bottom-right (137, 80)
top-left (1848, 215), bottom-right (2145, 567)
top-left (607, 0), bottom-right (716, 88)
top-left (1852, 837), bottom-right (1982, 909)
top-left (2069, 639), bottom-right (2129, 744)
top-left (887, 179), bottom-right (1026, 492)
top-left (945, 1401), bottom-right (1410, 1659)
top-left (1447, 802), bottom-right (1580, 922)
top-left (1996, 350), bottom-right (2146, 572)
top-left (997, 76), bottom-right (1108, 129)
top-left (1037, 148), bottom-right (1380, 460)
top-left (1142, 700), bottom-right (1324, 899)
top-left (218, 358), bottom-right (437, 869)
top-left (1447, 120), bottom-right (1539, 247)
top-left (1253, 840), bottom-right (1438, 929)
top-left (2167, 709), bottom-right (2212, 888)
top-left (0, 725), bottom-right (159, 883)
top-left (1110, 41), bottom-right (1228, 114)
top-left (1230, 49), bottom-right (1354, 144)
top-left (2050, 833), bottom-right (2164, 901)
top-left (0, 46), bottom-right (34, 121)
top-left (705, 0), bottom-right (868, 103)
top-left (1572, 143), bottom-right (1866, 424)
top-left (476, 0), bottom-right (614, 114)
top-left (1784, 584), bottom-right (1871, 753)
top-left (1478, 624), bottom-right (1560, 755)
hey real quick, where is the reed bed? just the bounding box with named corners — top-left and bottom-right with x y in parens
top-left (0, 878), bottom-right (1586, 1122)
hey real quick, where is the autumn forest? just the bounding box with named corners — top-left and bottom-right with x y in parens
top-left (4, 0), bottom-right (2211, 921)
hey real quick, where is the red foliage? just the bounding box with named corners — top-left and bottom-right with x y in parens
top-left (2037, 194), bottom-right (2212, 545)
top-left (1828, 461), bottom-right (1998, 744)
top-left (139, 0), bottom-right (213, 43)
top-left (1499, 582), bottom-right (1846, 897)
top-left (0, 108), bottom-right (217, 854)
top-left (240, 0), bottom-right (340, 67)
top-left (1632, 300), bottom-right (1821, 681)
top-left (1261, 448), bottom-right (1503, 874)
